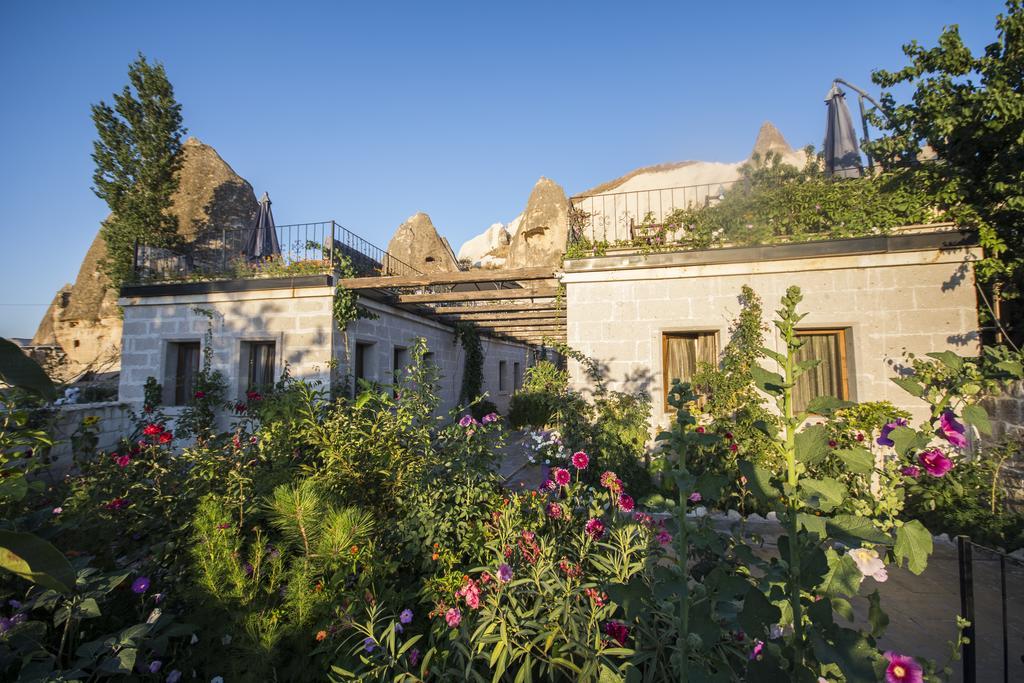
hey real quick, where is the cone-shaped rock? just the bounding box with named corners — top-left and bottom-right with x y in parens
top-left (506, 178), bottom-right (569, 269)
top-left (750, 121), bottom-right (795, 159)
top-left (386, 212), bottom-right (460, 273)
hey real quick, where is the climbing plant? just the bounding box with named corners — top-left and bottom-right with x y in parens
top-left (454, 323), bottom-right (484, 404)
top-left (332, 255), bottom-right (378, 332)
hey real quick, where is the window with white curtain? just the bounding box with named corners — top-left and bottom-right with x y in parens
top-left (662, 332), bottom-right (719, 409)
top-left (792, 329), bottom-right (850, 412)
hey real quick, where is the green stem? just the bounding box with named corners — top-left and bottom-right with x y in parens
top-left (677, 482), bottom-right (690, 683)
top-left (782, 329), bottom-right (804, 673)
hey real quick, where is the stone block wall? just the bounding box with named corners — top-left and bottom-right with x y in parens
top-left (562, 235), bottom-right (983, 430)
top-left (45, 401), bottom-right (132, 469)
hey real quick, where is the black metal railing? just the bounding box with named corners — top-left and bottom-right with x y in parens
top-left (132, 220), bottom-right (421, 283)
top-left (569, 179), bottom-right (741, 245)
top-left (957, 535), bottom-right (1023, 683)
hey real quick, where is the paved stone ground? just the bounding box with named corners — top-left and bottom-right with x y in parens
top-left (495, 435), bottom-right (1024, 681)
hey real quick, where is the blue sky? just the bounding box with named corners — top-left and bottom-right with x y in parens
top-left (0, 0), bottom-right (1008, 338)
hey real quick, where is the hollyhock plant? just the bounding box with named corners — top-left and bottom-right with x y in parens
top-left (585, 518), bottom-right (606, 540)
top-left (848, 547), bottom-right (888, 582)
top-left (571, 451), bottom-right (589, 470)
top-left (884, 651), bottom-right (923, 683)
top-left (877, 418), bottom-right (908, 447)
top-left (918, 448), bottom-right (954, 477)
top-left (939, 411), bottom-right (968, 448)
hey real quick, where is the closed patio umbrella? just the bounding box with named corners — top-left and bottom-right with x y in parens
top-left (823, 83), bottom-right (863, 179)
top-left (244, 192), bottom-right (281, 261)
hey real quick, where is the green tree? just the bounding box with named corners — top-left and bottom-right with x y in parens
top-left (92, 53), bottom-right (186, 286)
top-left (866, 1), bottom-right (1024, 327)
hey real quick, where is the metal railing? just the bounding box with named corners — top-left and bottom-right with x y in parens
top-left (569, 179), bottom-right (741, 244)
top-left (957, 535), bottom-right (1023, 683)
top-left (132, 220), bottom-right (421, 283)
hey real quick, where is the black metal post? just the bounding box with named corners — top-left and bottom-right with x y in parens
top-left (958, 535), bottom-right (976, 683)
top-left (1000, 554), bottom-right (1008, 683)
top-left (329, 220), bottom-right (336, 278)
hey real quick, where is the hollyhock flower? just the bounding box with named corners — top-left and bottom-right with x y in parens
top-left (901, 465), bottom-right (921, 478)
top-left (400, 608), bottom-right (414, 624)
top-left (143, 423), bottom-right (162, 436)
top-left (599, 471), bottom-right (618, 489)
top-left (688, 492), bottom-right (702, 503)
top-left (724, 432), bottom-right (734, 440)
top-left (158, 431), bottom-right (173, 444)
top-left (939, 411), bottom-right (968, 448)
top-left (729, 443), bottom-right (739, 453)
top-left (363, 637), bottom-right (376, 652)
top-left (657, 530), bottom-right (673, 546)
top-left (828, 439), bottom-right (838, 448)
top-left (52, 507), bottom-right (62, 515)
top-left (482, 412), bottom-right (498, 424)
top-left (497, 563), bottom-right (513, 583)
top-left (603, 620), bottom-right (630, 645)
top-left (877, 418), bottom-right (908, 447)
top-left (553, 467), bottom-right (571, 486)
top-left (458, 414), bottom-right (474, 427)
top-left (409, 648), bottom-right (421, 666)
top-left (855, 433), bottom-right (865, 442)
top-left (849, 548), bottom-right (888, 582)
top-left (884, 651), bottom-right (923, 683)
top-left (131, 576), bottom-right (151, 594)
top-left (194, 391), bottom-right (206, 399)
top-left (149, 661), bottom-right (163, 674)
top-left (546, 503), bottom-right (563, 519)
top-left (115, 454), bottom-right (131, 468)
top-left (571, 451), bottom-right (589, 469)
top-left (617, 493), bottom-right (635, 512)
top-left (919, 449), bottom-right (954, 477)
top-left (585, 517), bottom-right (606, 540)
top-left (749, 640), bottom-right (764, 660)
top-left (445, 607), bottom-right (462, 627)
top-left (167, 671), bottom-right (182, 683)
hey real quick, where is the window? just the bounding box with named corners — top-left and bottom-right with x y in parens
top-left (662, 332), bottom-right (719, 409)
top-left (513, 362), bottom-right (522, 391)
top-left (165, 341), bottom-right (201, 406)
top-left (498, 360), bottom-right (509, 393)
top-left (353, 341), bottom-right (375, 396)
top-left (793, 329), bottom-right (850, 413)
top-left (242, 341), bottom-right (276, 393)
top-left (393, 346), bottom-right (409, 387)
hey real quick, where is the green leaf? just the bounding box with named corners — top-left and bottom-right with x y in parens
top-left (800, 478), bottom-right (847, 512)
top-left (99, 647), bottom-right (137, 674)
top-left (894, 520), bottom-right (933, 575)
top-left (891, 376), bottom-right (924, 398)
top-left (0, 530), bottom-right (76, 594)
top-left (0, 473), bottom-right (29, 502)
top-left (810, 627), bottom-right (879, 682)
top-left (926, 350), bottom-right (963, 371)
top-left (867, 590), bottom-right (889, 637)
top-left (834, 447), bottom-right (874, 475)
top-left (695, 473), bottom-right (728, 502)
top-left (825, 515), bottom-right (891, 546)
top-left (0, 337), bottom-right (57, 400)
top-left (797, 513), bottom-right (826, 537)
top-left (738, 460), bottom-right (780, 503)
top-left (759, 346), bottom-right (787, 366)
top-left (739, 584), bottom-right (780, 637)
top-left (889, 426), bottom-right (922, 457)
top-left (806, 395), bottom-right (854, 416)
top-left (962, 404), bottom-right (991, 435)
top-left (750, 365), bottom-right (785, 395)
top-left (819, 549), bottom-right (863, 597)
top-left (795, 424), bottom-right (830, 465)
top-left (78, 598), bottom-right (102, 619)
top-left (995, 360), bottom-right (1023, 378)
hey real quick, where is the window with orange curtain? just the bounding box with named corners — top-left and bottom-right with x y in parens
top-left (792, 329), bottom-right (850, 413)
top-left (662, 331), bottom-right (719, 410)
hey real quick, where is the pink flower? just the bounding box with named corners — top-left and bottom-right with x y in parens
top-left (457, 578), bottom-right (481, 609)
top-left (546, 503), bottom-right (563, 519)
top-left (246, 390), bottom-right (263, 402)
top-left (749, 639), bottom-right (764, 660)
top-left (497, 563), bottom-right (513, 583)
top-left (114, 454), bottom-right (131, 468)
top-left (193, 390), bottom-right (206, 399)
top-left (553, 468), bottom-right (571, 486)
top-left (617, 493), bottom-right (634, 512)
top-left (585, 518), bottom-right (606, 540)
top-left (481, 412), bottom-right (498, 424)
top-left (603, 620), bottom-right (630, 645)
top-left (900, 465), bottom-right (921, 478)
top-left (52, 507), bottom-right (62, 515)
top-left (939, 411), bottom-right (967, 448)
top-left (884, 651), bottom-right (923, 683)
top-left (656, 530), bottom-right (672, 546)
top-left (444, 607), bottom-right (461, 628)
top-left (104, 497), bottom-right (127, 510)
top-left (729, 443), bottom-right (738, 453)
top-left (599, 471), bottom-right (618, 489)
top-left (918, 449), bottom-right (954, 477)
top-left (458, 414), bottom-right (475, 428)
top-left (571, 451), bottom-right (589, 470)
top-left (688, 492), bottom-right (702, 503)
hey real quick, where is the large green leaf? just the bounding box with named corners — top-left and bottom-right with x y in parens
top-left (0, 337), bottom-right (57, 400)
top-left (926, 350), bottom-right (963, 371)
top-left (738, 460), bottom-right (780, 503)
top-left (834, 447), bottom-right (874, 475)
top-left (961, 404), bottom-right (992, 435)
top-left (739, 584), bottom-right (780, 637)
top-left (0, 473), bottom-right (28, 502)
top-left (889, 426), bottom-right (923, 458)
top-left (806, 395), bottom-right (854, 416)
top-left (867, 590), bottom-right (889, 638)
top-left (891, 376), bottom-right (924, 398)
top-left (750, 365), bottom-right (785, 395)
top-left (825, 515), bottom-right (891, 546)
top-left (800, 477), bottom-right (847, 512)
top-left (818, 548), bottom-right (863, 597)
top-left (797, 513), bottom-right (827, 537)
top-left (795, 424), bottom-right (830, 465)
top-left (894, 520), bottom-right (933, 575)
top-left (0, 530), bottom-right (76, 594)
top-left (810, 626), bottom-right (879, 682)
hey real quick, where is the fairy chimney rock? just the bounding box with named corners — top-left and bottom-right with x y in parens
top-left (386, 212), bottom-right (460, 273)
top-left (750, 121), bottom-right (795, 159)
top-left (506, 177), bottom-right (569, 269)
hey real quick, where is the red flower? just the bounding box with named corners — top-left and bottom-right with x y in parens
top-left (114, 454), bottom-right (131, 468)
top-left (143, 424), bottom-right (162, 436)
top-left (194, 390), bottom-right (206, 399)
top-left (104, 497), bottom-right (128, 510)
top-left (158, 431), bottom-right (173, 444)
top-left (617, 493), bottom-right (635, 512)
top-left (246, 390), bottom-right (263, 402)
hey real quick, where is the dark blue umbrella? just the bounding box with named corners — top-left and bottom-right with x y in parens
top-left (824, 84), bottom-right (863, 179)
top-left (244, 192), bottom-right (281, 261)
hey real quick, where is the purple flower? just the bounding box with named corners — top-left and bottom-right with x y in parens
top-left (688, 492), bottom-right (702, 503)
top-left (919, 449), bottom-right (954, 477)
top-left (0, 617), bottom-right (11, 633)
top-left (877, 418), bottom-right (908, 447)
top-left (399, 608), bottom-right (413, 624)
top-left (131, 576), bottom-right (151, 594)
top-left (939, 411), bottom-right (968, 448)
top-left (884, 651), bottom-right (923, 683)
top-left (497, 563), bottom-right (513, 583)
top-left (482, 412), bottom-right (498, 424)
top-left (166, 671), bottom-right (182, 683)
top-left (244, 562), bottom-right (254, 577)
top-left (363, 636), bottom-right (376, 652)
top-left (458, 414), bottom-right (474, 428)
top-left (585, 518), bottom-right (606, 540)
top-left (149, 660), bottom-right (163, 674)
top-left (8, 600), bottom-right (21, 610)
top-left (409, 648), bottom-right (421, 666)
top-left (749, 639), bottom-right (764, 660)
top-left (900, 465), bottom-right (921, 478)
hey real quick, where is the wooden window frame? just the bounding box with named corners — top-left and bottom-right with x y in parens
top-left (793, 328), bottom-right (850, 408)
top-left (661, 331), bottom-right (719, 412)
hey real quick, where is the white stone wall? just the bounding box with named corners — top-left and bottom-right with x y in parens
top-left (563, 242), bottom-right (983, 429)
top-left (45, 401), bottom-right (132, 469)
top-left (118, 285), bottom-right (531, 418)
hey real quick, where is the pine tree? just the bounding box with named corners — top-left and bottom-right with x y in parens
top-left (92, 53), bottom-right (186, 287)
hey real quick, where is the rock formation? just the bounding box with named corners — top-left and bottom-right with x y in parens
top-left (32, 137), bottom-right (259, 379)
top-left (386, 212), bottom-right (461, 273)
top-left (506, 178), bottom-right (570, 270)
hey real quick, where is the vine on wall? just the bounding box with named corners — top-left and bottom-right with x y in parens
top-left (332, 256), bottom-right (378, 331)
top-left (454, 323), bottom-right (484, 404)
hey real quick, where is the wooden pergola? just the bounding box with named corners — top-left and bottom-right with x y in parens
top-left (336, 267), bottom-right (565, 347)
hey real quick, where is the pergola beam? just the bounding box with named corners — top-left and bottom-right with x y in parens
top-left (396, 286), bottom-right (559, 304)
top-left (439, 311), bottom-right (565, 322)
top-left (431, 302), bottom-right (563, 314)
top-left (338, 267), bottom-right (557, 290)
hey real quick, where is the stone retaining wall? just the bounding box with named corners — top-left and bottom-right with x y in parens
top-left (45, 401), bottom-right (132, 469)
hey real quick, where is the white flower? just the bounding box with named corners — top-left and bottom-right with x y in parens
top-left (848, 547), bottom-right (888, 582)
